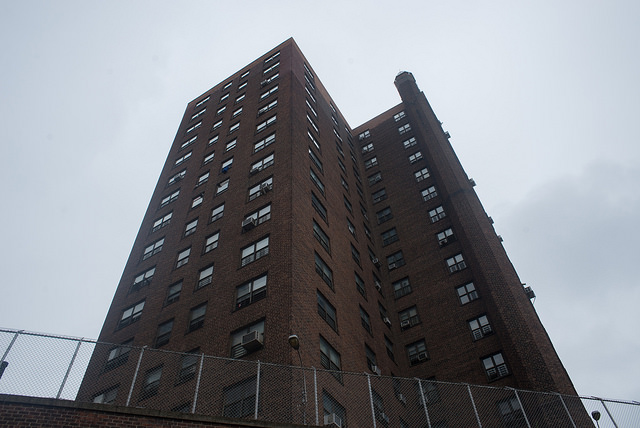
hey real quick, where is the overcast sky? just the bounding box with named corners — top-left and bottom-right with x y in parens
top-left (1, 0), bottom-right (638, 401)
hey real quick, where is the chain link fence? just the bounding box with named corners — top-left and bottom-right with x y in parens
top-left (1, 328), bottom-right (638, 427)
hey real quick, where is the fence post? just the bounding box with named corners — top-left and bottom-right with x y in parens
top-left (415, 378), bottom-right (431, 428)
top-left (600, 398), bottom-right (619, 428)
top-left (313, 367), bottom-right (319, 426)
top-left (511, 388), bottom-right (532, 428)
top-left (366, 373), bottom-right (377, 428)
top-left (254, 360), bottom-right (261, 420)
top-left (191, 353), bottom-right (205, 414)
top-left (467, 384), bottom-right (483, 428)
top-left (556, 393), bottom-right (576, 428)
top-left (0, 330), bottom-right (22, 379)
top-left (126, 346), bottom-right (146, 406)
top-left (56, 339), bottom-right (82, 399)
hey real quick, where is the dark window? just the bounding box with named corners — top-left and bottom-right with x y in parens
top-left (104, 340), bottom-right (132, 371)
top-left (387, 251), bottom-right (405, 270)
top-left (140, 366), bottom-right (162, 400)
top-left (223, 376), bottom-right (257, 418)
top-left (236, 274), bottom-right (267, 309)
top-left (381, 228), bottom-right (398, 246)
top-left (376, 207), bottom-right (393, 224)
top-left (457, 282), bottom-right (479, 304)
top-left (188, 303), bottom-right (206, 332)
top-left (469, 314), bottom-right (493, 340)
top-left (407, 340), bottom-right (428, 365)
top-left (165, 281), bottom-right (182, 305)
top-left (315, 252), bottom-right (333, 288)
top-left (312, 192), bottom-right (327, 222)
top-left (393, 277), bottom-right (412, 299)
top-left (317, 291), bottom-right (337, 331)
top-left (372, 188), bottom-right (387, 203)
top-left (399, 306), bottom-right (420, 330)
top-left (155, 320), bottom-right (173, 347)
top-left (313, 220), bottom-right (331, 253)
top-left (483, 352), bottom-right (509, 381)
top-left (118, 301), bottom-right (145, 329)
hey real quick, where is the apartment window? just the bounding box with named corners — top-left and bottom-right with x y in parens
top-left (178, 350), bottom-right (199, 384)
top-left (407, 340), bottom-right (428, 365)
top-left (131, 266), bottom-right (156, 291)
top-left (104, 340), bottom-right (132, 371)
top-left (176, 247), bottom-right (190, 268)
top-left (429, 206), bottom-right (446, 223)
top-left (211, 203), bottom-right (224, 222)
top-left (372, 188), bottom-right (387, 203)
top-left (347, 218), bottom-right (356, 238)
top-left (223, 376), bottom-right (257, 418)
top-left (447, 253), bottom-right (467, 272)
top-left (343, 196), bottom-right (353, 214)
top-left (313, 220), bottom-right (331, 253)
top-left (350, 244), bottom-right (361, 266)
top-left (437, 228), bottom-right (455, 246)
top-left (398, 123), bottom-right (411, 135)
top-left (221, 157), bottom-right (233, 172)
top-left (223, 80), bottom-right (233, 90)
top-left (336, 143), bottom-right (345, 159)
top-left (409, 151), bottom-right (423, 164)
top-left (360, 202), bottom-right (368, 220)
top-left (191, 194), bottom-right (203, 208)
top-left (365, 346), bottom-right (378, 374)
top-left (204, 232), bottom-right (219, 253)
top-left (190, 108), bottom-right (207, 120)
top-left (368, 172), bottom-right (382, 185)
top-left (174, 151), bottom-right (192, 166)
top-left (202, 151), bottom-right (214, 165)
top-left (142, 238), bottom-right (164, 260)
top-left (196, 171), bottom-right (209, 187)
top-left (469, 314), bottom-right (493, 340)
top-left (306, 98), bottom-right (317, 117)
top-left (250, 153), bottom-right (274, 174)
top-left (359, 130), bottom-right (371, 140)
top-left (184, 219), bottom-right (197, 237)
top-left (387, 251), bottom-right (405, 270)
top-left (254, 132), bottom-right (275, 153)
top-left (360, 306), bottom-right (372, 334)
top-left (498, 397), bottom-right (525, 426)
top-left (165, 281), bottom-right (182, 305)
top-left (308, 148), bottom-right (323, 172)
top-left (235, 93), bottom-right (246, 103)
top-left (382, 228), bottom-right (398, 246)
top-left (421, 186), bottom-right (438, 201)
top-left (248, 177), bottom-right (273, 201)
top-left (140, 366), bottom-right (162, 400)
top-left (244, 204), bottom-right (271, 227)
top-left (312, 192), bottom-right (327, 222)
top-left (483, 352), bottom-right (509, 380)
top-left (209, 134), bottom-right (219, 145)
top-left (188, 303), bottom-right (206, 332)
top-left (195, 95), bottom-right (210, 107)
top-left (341, 176), bottom-right (349, 192)
top-left (355, 272), bottom-right (366, 297)
top-left (310, 168), bottom-right (325, 194)
top-left (263, 60), bottom-right (279, 75)
top-left (118, 300), bottom-right (144, 328)
top-left (260, 85), bottom-right (278, 100)
top-left (212, 119), bottom-right (222, 131)
top-left (230, 320), bottom-right (264, 358)
top-left (240, 70), bottom-right (250, 79)
top-left (317, 291), bottom-right (337, 331)
top-left (155, 319), bottom-right (173, 347)
top-left (168, 170), bottom-right (186, 186)
top-left (232, 107), bottom-right (243, 118)
top-left (236, 274), bottom-right (267, 309)
top-left (241, 236), bottom-right (269, 266)
top-left (217, 105), bottom-right (227, 115)
top-left (412, 168), bottom-right (430, 183)
top-left (303, 62), bottom-right (314, 79)
top-left (363, 223), bottom-right (372, 241)
top-left (256, 115), bottom-right (276, 133)
top-left (361, 142), bottom-right (374, 154)
top-left (307, 114), bottom-right (319, 134)
top-left (457, 282), bottom-right (479, 305)
top-left (160, 189), bottom-right (180, 208)
top-left (394, 111), bottom-right (406, 122)
top-left (197, 265), bottom-right (214, 289)
top-left (225, 138), bottom-right (237, 151)
top-left (258, 99), bottom-right (278, 116)
top-left (217, 178), bottom-right (230, 194)
top-left (151, 212), bottom-right (172, 232)
top-left (399, 306), bottom-right (420, 329)
top-left (93, 386), bottom-right (118, 404)
top-left (315, 252), bottom-right (333, 288)
top-left (376, 207), bottom-right (393, 224)
top-left (319, 336), bottom-right (341, 374)
top-left (364, 157), bottom-right (378, 170)
top-left (322, 392), bottom-right (346, 428)
top-left (393, 278), bottom-right (412, 299)
top-left (237, 81), bottom-right (248, 91)
top-left (305, 73), bottom-right (315, 91)
top-left (403, 136), bottom-right (417, 149)
top-left (186, 122), bottom-right (201, 133)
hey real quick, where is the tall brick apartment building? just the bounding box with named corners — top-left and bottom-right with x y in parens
top-left (79, 38), bottom-right (578, 420)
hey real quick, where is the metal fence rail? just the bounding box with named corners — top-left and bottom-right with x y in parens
top-left (1, 328), bottom-right (638, 427)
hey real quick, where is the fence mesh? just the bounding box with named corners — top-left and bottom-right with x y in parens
top-left (1, 328), bottom-right (638, 427)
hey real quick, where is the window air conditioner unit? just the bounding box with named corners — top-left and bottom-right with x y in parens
top-left (371, 365), bottom-right (381, 376)
top-left (374, 282), bottom-right (382, 292)
top-left (242, 217), bottom-right (257, 231)
top-left (372, 258), bottom-right (381, 268)
top-left (222, 166), bottom-right (229, 173)
top-left (444, 131), bottom-right (451, 139)
top-left (398, 393), bottom-right (407, 405)
top-left (400, 320), bottom-right (410, 329)
top-left (249, 167), bottom-right (260, 176)
top-left (381, 412), bottom-right (390, 424)
top-left (417, 352), bottom-right (428, 361)
top-left (388, 262), bottom-right (396, 270)
top-left (383, 316), bottom-right (392, 327)
top-left (241, 331), bottom-right (263, 352)
top-left (524, 286), bottom-right (536, 300)
top-left (260, 80), bottom-right (268, 87)
top-left (260, 183), bottom-right (271, 194)
top-left (469, 178), bottom-right (476, 187)
top-left (324, 413), bottom-right (342, 427)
